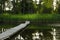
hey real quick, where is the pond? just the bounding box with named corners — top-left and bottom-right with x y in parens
top-left (0, 26), bottom-right (53, 40)
top-left (0, 22), bottom-right (60, 40)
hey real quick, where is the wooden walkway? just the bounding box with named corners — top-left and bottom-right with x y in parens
top-left (0, 21), bottom-right (30, 40)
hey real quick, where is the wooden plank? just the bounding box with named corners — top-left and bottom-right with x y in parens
top-left (0, 21), bottom-right (30, 40)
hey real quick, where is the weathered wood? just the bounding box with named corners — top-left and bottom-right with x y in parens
top-left (0, 21), bottom-right (30, 40)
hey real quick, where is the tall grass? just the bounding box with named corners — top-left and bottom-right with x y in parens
top-left (0, 13), bottom-right (60, 22)
top-left (0, 13), bottom-right (60, 29)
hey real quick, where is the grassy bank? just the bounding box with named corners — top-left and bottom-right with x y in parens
top-left (0, 13), bottom-right (60, 22)
top-left (0, 13), bottom-right (60, 29)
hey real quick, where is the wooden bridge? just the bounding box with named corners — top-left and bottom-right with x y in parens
top-left (0, 21), bottom-right (60, 40)
top-left (0, 21), bottom-right (30, 40)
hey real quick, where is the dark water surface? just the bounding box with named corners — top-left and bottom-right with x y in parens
top-left (0, 21), bottom-right (60, 40)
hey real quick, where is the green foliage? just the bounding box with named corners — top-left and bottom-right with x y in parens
top-left (43, 0), bottom-right (52, 8)
top-left (20, 0), bottom-right (36, 13)
top-left (42, 6), bottom-right (52, 13)
top-left (1, 13), bottom-right (60, 29)
top-left (27, 25), bottom-right (52, 29)
top-left (1, 13), bottom-right (60, 22)
top-left (0, 0), bottom-right (3, 13)
top-left (38, 0), bottom-right (53, 13)
top-left (0, 0), bottom-right (57, 14)
top-left (57, 4), bottom-right (60, 14)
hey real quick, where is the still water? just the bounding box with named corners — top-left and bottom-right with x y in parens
top-left (0, 28), bottom-right (59, 40)
top-left (0, 24), bottom-right (60, 40)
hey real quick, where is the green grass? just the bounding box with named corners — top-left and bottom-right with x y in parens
top-left (27, 25), bottom-right (52, 29)
top-left (0, 24), bottom-right (15, 30)
top-left (0, 13), bottom-right (60, 22)
top-left (0, 13), bottom-right (60, 29)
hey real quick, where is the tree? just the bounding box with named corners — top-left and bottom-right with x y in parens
top-left (57, 4), bottom-right (60, 14)
top-left (20, 0), bottom-right (36, 13)
top-left (12, 0), bottom-right (17, 13)
top-left (43, 0), bottom-right (53, 13)
top-left (56, 0), bottom-right (60, 14)
top-left (37, 0), bottom-right (43, 13)
top-left (0, 0), bottom-right (5, 13)
top-left (0, 0), bottom-right (13, 13)
top-left (38, 0), bottom-right (53, 13)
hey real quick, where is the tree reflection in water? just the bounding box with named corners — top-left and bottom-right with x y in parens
top-left (14, 29), bottom-right (53, 40)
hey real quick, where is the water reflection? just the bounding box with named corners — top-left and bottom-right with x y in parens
top-left (0, 28), bottom-right (60, 40)
top-left (52, 28), bottom-right (56, 40)
top-left (32, 31), bottom-right (43, 40)
top-left (0, 28), bottom-right (8, 33)
top-left (15, 35), bottom-right (24, 40)
top-left (14, 29), bottom-right (53, 40)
